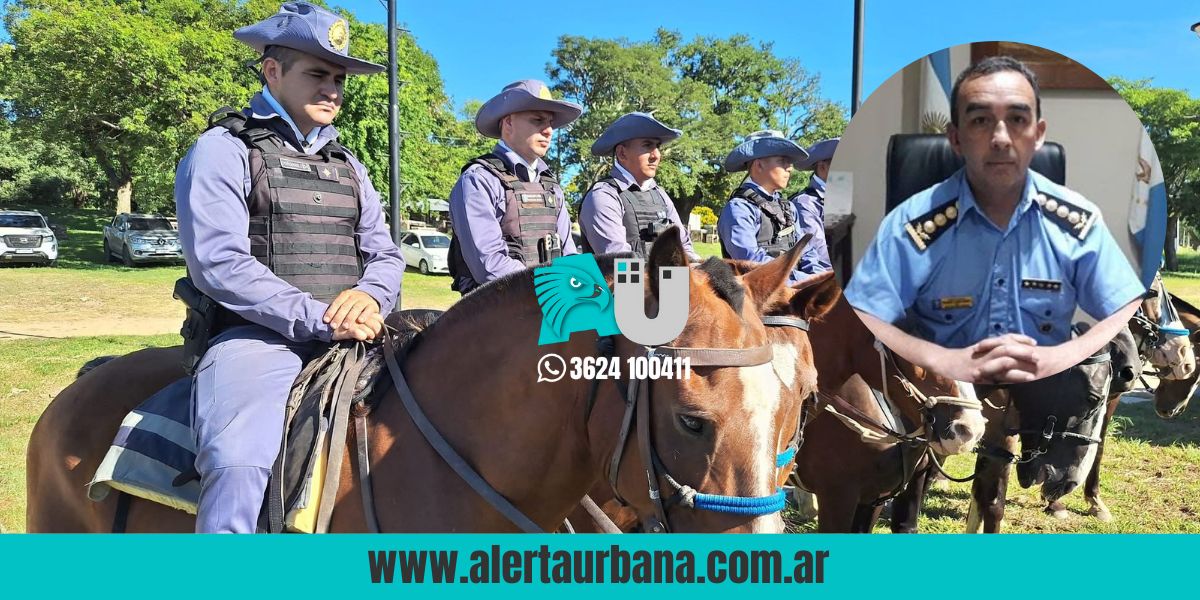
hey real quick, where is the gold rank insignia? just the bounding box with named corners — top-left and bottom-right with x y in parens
top-left (935, 296), bottom-right (974, 310)
top-left (904, 199), bottom-right (959, 251)
top-left (328, 19), bottom-right (349, 52)
top-left (1032, 191), bottom-right (1096, 240)
top-left (1021, 278), bottom-right (1063, 292)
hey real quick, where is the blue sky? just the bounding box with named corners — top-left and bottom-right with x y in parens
top-left (338, 0), bottom-right (1200, 110)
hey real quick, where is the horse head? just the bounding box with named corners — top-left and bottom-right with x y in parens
top-left (604, 230), bottom-right (827, 533)
top-left (1008, 333), bottom-right (1112, 502)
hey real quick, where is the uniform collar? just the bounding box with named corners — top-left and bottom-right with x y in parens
top-left (252, 88), bottom-right (331, 154)
top-left (954, 167), bottom-right (1036, 234)
top-left (610, 163), bottom-right (657, 191)
top-left (741, 179), bottom-right (779, 199)
top-left (808, 173), bottom-right (826, 196)
top-left (495, 141), bottom-right (546, 182)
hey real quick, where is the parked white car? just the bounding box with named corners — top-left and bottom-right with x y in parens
top-left (0, 210), bottom-right (58, 266)
top-left (103, 213), bottom-right (183, 267)
top-left (399, 230), bottom-right (450, 275)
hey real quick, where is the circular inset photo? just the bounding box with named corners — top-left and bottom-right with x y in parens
top-left (831, 41), bottom-right (1175, 388)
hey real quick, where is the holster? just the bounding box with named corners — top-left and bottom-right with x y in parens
top-left (173, 277), bottom-right (219, 376)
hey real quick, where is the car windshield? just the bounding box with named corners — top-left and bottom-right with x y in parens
top-left (421, 235), bottom-right (450, 249)
top-left (0, 215), bottom-right (46, 228)
top-left (128, 218), bottom-right (174, 231)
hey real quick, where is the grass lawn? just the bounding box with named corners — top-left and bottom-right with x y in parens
top-left (783, 400), bottom-right (1200, 534)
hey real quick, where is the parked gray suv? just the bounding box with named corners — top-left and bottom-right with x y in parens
top-left (0, 210), bottom-right (59, 266)
top-left (103, 213), bottom-right (183, 267)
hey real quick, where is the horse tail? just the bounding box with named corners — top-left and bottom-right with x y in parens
top-left (76, 356), bottom-right (117, 379)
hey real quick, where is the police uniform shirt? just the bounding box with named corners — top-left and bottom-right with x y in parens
top-left (791, 173), bottom-right (832, 274)
top-left (844, 167), bottom-right (1146, 348)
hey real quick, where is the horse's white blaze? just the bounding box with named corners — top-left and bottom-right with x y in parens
top-left (770, 342), bottom-right (799, 390)
top-left (738, 361), bottom-right (783, 531)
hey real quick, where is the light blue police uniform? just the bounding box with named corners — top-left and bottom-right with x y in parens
top-left (844, 168), bottom-right (1146, 348)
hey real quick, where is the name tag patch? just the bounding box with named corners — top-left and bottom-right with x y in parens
top-left (1021, 278), bottom-right (1062, 292)
top-left (935, 296), bottom-right (974, 310)
top-left (278, 158), bottom-right (312, 173)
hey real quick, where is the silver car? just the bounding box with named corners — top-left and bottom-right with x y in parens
top-left (0, 210), bottom-right (59, 266)
top-left (399, 230), bottom-right (450, 275)
top-left (103, 213), bottom-right (184, 267)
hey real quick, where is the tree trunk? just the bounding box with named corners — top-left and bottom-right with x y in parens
top-left (115, 176), bottom-right (133, 215)
top-left (1165, 215), bottom-right (1179, 272)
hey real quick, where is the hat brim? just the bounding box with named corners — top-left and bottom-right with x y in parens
top-left (723, 138), bottom-right (808, 172)
top-left (590, 123), bottom-right (683, 157)
top-left (474, 91), bottom-right (583, 138)
top-left (795, 140), bottom-right (838, 170)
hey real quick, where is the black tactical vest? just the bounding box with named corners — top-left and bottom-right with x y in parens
top-left (720, 184), bottom-right (797, 258)
top-left (210, 108), bottom-right (364, 302)
top-left (580, 177), bottom-right (671, 257)
top-left (448, 153), bottom-right (564, 294)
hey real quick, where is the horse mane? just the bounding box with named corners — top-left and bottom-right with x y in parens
top-left (697, 257), bottom-right (745, 315)
top-left (1170, 293), bottom-right (1200, 323)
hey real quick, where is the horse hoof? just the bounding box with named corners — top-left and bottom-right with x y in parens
top-left (1088, 504), bottom-right (1113, 522)
top-left (1043, 504), bottom-right (1070, 520)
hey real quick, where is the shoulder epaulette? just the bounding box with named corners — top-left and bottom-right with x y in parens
top-left (1033, 191), bottom-right (1096, 241)
top-left (903, 198), bottom-right (959, 251)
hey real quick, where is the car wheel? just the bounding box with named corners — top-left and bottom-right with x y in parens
top-left (419, 260), bottom-right (430, 275)
top-left (122, 245), bottom-right (136, 268)
top-left (48, 260), bottom-right (58, 268)
top-left (105, 240), bottom-right (117, 263)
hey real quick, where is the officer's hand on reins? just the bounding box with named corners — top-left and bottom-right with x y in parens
top-left (324, 289), bottom-right (381, 331)
top-left (332, 312), bottom-right (385, 342)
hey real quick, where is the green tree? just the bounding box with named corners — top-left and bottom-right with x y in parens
top-left (2, 0), bottom-right (479, 217)
top-left (547, 30), bottom-right (846, 218)
top-left (1109, 77), bottom-right (1200, 270)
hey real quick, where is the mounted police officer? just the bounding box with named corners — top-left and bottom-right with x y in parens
top-left (579, 112), bottom-right (699, 260)
top-left (844, 56), bottom-right (1145, 384)
top-left (789, 137), bottom-right (838, 274)
top-left (448, 80), bottom-right (581, 295)
top-left (717, 130), bottom-right (809, 279)
top-left (174, 1), bottom-right (404, 533)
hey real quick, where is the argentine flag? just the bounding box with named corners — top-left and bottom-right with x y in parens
top-left (1129, 127), bottom-right (1168, 286)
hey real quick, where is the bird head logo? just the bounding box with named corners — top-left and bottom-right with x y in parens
top-left (533, 255), bottom-right (621, 345)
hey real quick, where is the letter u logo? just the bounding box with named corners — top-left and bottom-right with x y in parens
top-left (613, 258), bottom-right (689, 346)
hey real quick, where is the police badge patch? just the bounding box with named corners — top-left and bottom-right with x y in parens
top-left (328, 19), bottom-right (349, 52)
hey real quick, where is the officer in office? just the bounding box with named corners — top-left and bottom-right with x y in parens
top-left (844, 56), bottom-right (1146, 384)
top-left (717, 130), bottom-right (809, 281)
top-left (579, 112), bottom-right (699, 260)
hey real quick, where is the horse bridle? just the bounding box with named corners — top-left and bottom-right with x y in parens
top-left (1132, 290), bottom-right (1193, 378)
top-left (977, 351), bottom-right (1110, 465)
top-left (594, 331), bottom-right (799, 533)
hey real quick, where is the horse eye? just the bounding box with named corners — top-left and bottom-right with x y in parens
top-left (569, 277), bottom-right (582, 288)
top-left (677, 414), bottom-right (705, 434)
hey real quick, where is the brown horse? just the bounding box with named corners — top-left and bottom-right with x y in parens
top-left (27, 232), bottom-right (810, 533)
top-left (1142, 294), bottom-right (1200, 420)
top-left (794, 290), bottom-right (985, 533)
top-left (565, 265), bottom-right (842, 533)
top-left (568, 264), bottom-right (986, 534)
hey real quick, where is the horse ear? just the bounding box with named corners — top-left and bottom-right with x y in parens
top-left (647, 226), bottom-right (688, 298)
top-left (789, 270), bottom-right (841, 320)
top-left (741, 234), bottom-right (811, 309)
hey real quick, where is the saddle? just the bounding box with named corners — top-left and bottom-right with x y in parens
top-left (87, 310), bottom-right (440, 532)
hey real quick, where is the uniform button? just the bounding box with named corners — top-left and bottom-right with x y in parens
top-left (1040, 323), bottom-right (1053, 333)
top-left (944, 314), bottom-right (953, 322)
top-left (993, 323), bottom-right (1002, 331)
top-left (1044, 309), bottom-right (1052, 317)
top-left (996, 278), bottom-right (1005, 287)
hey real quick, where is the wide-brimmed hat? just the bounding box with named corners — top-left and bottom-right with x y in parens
top-left (723, 130), bottom-right (808, 172)
top-left (474, 80), bottom-right (583, 139)
top-left (235, 2), bottom-right (384, 75)
top-left (796, 137), bottom-right (839, 170)
top-left (590, 112), bottom-right (682, 156)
